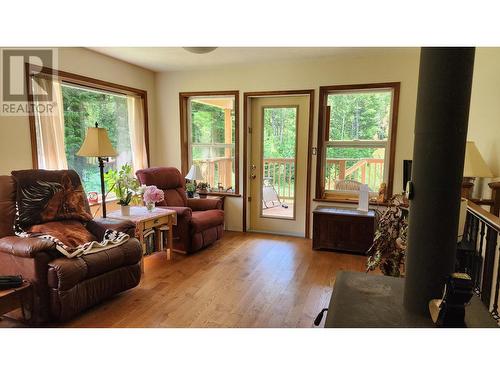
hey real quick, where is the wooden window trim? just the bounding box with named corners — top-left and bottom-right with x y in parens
top-left (315, 82), bottom-right (400, 201)
top-left (179, 90), bottom-right (240, 196)
top-left (25, 63), bottom-right (151, 169)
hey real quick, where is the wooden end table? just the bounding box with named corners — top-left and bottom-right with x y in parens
top-left (108, 206), bottom-right (177, 272)
top-left (0, 280), bottom-right (33, 323)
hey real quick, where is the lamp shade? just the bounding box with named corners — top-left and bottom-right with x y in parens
top-left (77, 127), bottom-right (117, 157)
top-left (463, 141), bottom-right (493, 177)
top-left (185, 164), bottom-right (203, 180)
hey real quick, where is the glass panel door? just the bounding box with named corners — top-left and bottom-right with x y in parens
top-left (261, 106), bottom-right (297, 219)
top-left (249, 95), bottom-right (310, 237)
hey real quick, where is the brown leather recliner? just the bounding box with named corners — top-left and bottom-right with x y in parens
top-left (136, 167), bottom-right (224, 253)
top-left (0, 173), bottom-right (142, 323)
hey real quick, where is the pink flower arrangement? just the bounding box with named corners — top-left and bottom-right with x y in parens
top-left (143, 185), bottom-right (164, 204)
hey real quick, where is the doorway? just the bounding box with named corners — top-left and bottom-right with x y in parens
top-left (244, 92), bottom-right (313, 237)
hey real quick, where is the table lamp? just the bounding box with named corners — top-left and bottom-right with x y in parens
top-left (461, 141), bottom-right (493, 199)
top-left (185, 164), bottom-right (204, 186)
top-left (77, 122), bottom-right (117, 217)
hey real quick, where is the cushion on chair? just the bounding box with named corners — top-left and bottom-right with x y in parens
top-left (136, 167), bottom-right (184, 190)
top-left (160, 188), bottom-right (187, 207)
top-left (190, 210), bottom-right (224, 233)
top-left (136, 167), bottom-right (187, 207)
top-left (11, 169), bottom-right (92, 229)
top-left (47, 238), bottom-right (141, 291)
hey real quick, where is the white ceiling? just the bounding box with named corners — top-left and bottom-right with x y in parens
top-left (88, 47), bottom-right (396, 72)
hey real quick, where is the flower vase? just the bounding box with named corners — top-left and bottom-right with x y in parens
top-left (120, 205), bottom-right (130, 216)
top-left (146, 202), bottom-right (155, 212)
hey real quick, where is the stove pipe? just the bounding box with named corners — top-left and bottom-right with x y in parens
top-left (403, 47), bottom-right (475, 315)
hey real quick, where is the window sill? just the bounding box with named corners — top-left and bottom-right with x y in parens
top-left (88, 197), bottom-right (118, 207)
top-left (313, 197), bottom-right (391, 207)
top-left (90, 193), bottom-right (241, 208)
top-left (206, 192), bottom-right (241, 197)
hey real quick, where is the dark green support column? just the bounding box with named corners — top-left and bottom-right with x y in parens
top-left (403, 47), bottom-right (475, 315)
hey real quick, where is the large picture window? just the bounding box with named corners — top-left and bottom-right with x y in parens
top-left (62, 84), bottom-right (133, 193)
top-left (27, 64), bottom-right (149, 198)
top-left (180, 91), bottom-right (240, 195)
top-left (315, 83), bottom-right (400, 201)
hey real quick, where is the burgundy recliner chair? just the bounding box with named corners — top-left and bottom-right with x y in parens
top-left (136, 167), bottom-right (224, 254)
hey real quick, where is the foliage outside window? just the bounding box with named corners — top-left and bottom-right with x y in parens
top-left (316, 83), bottom-right (400, 201)
top-left (62, 84), bottom-right (133, 195)
top-left (262, 106), bottom-right (297, 202)
top-left (181, 92), bottom-right (239, 194)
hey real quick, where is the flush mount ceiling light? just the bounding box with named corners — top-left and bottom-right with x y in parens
top-left (183, 47), bottom-right (217, 54)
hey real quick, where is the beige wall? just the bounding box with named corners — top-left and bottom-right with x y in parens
top-left (154, 49), bottom-right (422, 232)
top-left (0, 47), bottom-right (157, 175)
top-left (2, 47), bottom-right (498, 234)
top-left (468, 48), bottom-right (500, 196)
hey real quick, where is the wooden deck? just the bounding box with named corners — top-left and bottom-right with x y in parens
top-left (262, 202), bottom-right (294, 218)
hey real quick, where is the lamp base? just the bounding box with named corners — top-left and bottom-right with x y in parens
top-left (98, 157), bottom-right (107, 218)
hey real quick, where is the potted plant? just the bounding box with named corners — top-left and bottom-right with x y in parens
top-left (366, 195), bottom-right (408, 277)
top-left (186, 182), bottom-right (196, 198)
top-left (196, 182), bottom-right (210, 199)
top-left (143, 185), bottom-right (164, 212)
top-left (104, 163), bottom-right (140, 216)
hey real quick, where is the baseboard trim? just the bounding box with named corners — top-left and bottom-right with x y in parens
top-left (246, 229), bottom-right (305, 238)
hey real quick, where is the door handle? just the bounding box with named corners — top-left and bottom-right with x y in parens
top-left (250, 164), bottom-right (256, 180)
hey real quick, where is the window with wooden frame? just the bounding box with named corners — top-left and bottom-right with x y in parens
top-left (179, 91), bottom-right (240, 196)
top-left (315, 82), bottom-right (400, 202)
top-left (26, 64), bottom-right (150, 197)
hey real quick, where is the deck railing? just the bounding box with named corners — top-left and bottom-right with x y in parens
top-left (195, 156), bottom-right (385, 198)
top-left (263, 158), bottom-right (296, 200)
top-left (263, 157), bottom-right (384, 199)
top-left (194, 157), bottom-right (234, 190)
top-left (325, 158), bottom-right (384, 192)
top-left (457, 201), bottom-right (500, 322)
top-left (263, 157), bottom-right (384, 200)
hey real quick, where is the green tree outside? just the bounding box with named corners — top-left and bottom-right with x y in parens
top-left (62, 85), bottom-right (131, 194)
top-left (190, 101), bottom-right (235, 188)
top-left (61, 87), bottom-right (390, 196)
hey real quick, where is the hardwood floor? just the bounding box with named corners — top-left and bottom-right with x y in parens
top-left (3, 231), bottom-right (367, 328)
